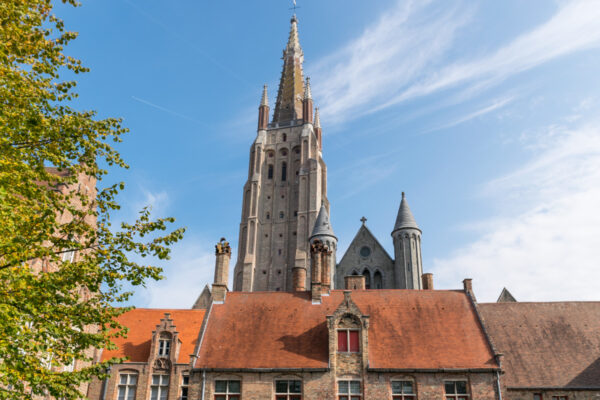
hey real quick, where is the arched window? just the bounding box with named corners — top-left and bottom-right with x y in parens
top-left (266, 212), bottom-right (270, 220)
top-left (363, 270), bottom-right (371, 289)
top-left (282, 133), bottom-right (287, 142)
top-left (374, 270), bottom-right (383, 289)
top-left (281, 162), bottom-right (287, 181)
top-left (267, 164), bottom-right (274, 179)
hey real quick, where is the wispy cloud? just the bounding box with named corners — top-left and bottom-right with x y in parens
top-left (422, 96), bottom-right (514, 134)
top-left (432, 111), bottom-right (600, 302)
top-left (131, 96), bottom-right (209, 126)
top-left (311, 0), bottom-right (472, 124)
top-left (313, 0), bottom-right (600, 124)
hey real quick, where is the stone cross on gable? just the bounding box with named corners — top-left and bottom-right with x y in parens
top-left (360, 216), bottom-right (367, 225)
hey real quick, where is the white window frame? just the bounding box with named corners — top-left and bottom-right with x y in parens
top-left (444, 380), bottom-right (469, 400)
top-left (61, 250), bottom-right (75, 262)
top-left (337, 380), bottom-right (361, 400)
top-left (275, 379), bottom-right (302, 399)
top-left (158, 338), bottom-right (171, 356)
top-left (151, 374), bottom-right (169, 400)
top-left (117, 373), bottom-right (138, 400)
top-left (180, 374), bottom-right (189, 400)
top-left (391, 380), bottom-right (416, 399)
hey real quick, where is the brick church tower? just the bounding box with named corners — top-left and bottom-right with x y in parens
top-left (232, 15), bottom-right (330, 292)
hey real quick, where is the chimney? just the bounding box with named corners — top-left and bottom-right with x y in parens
top-left (212, 238), bottom-right (231, 303)
top-left (321, 248), bottom-right (332, 294)
top-left (310, 240), bottom-right (325, 303)
top-left (422, 273), bottom-right (434, 290)
top-left (292, 266), bottom-right (307, 292)
top-left (463, 278), bottom-right (476, 301)
top-left (345, 275), bottom-right (366, 290)
top-left (258, 84), bottom-right (269, 130)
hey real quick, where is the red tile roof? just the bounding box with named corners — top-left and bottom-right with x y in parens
top-left (479, 302), bottom-right (600, 388)
top-left (195, 290), bottom-right (498, 370)
top-left (101, 308), bottom-right (206, 364)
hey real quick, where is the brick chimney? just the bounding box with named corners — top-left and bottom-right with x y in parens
top-left (212, 238), bottom-right (231, 303)
top-left (422, 273), bottom-right (434, 290)
top-left (321, 248), bottom-right (332, 294)
top-left (292, 266), bottom-right (307, 292)
top-left (310, 240), bottom-right (326, 303)
top-left (345, 275), bottom-right (366, 290)
top-left (463, 278), bottom-right (476, 301)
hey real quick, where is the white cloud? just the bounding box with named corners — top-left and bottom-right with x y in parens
top-left (138, 238), bottom-right (217, 308)
top-left (312, 0), bottom-right (600, 124)
top-left (311, 0), bottom-right (472, 124)
top-left (432, 117), bottom-right (600, 302)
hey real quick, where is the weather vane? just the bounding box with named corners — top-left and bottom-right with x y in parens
top-left (290, 0), bottom-right (300, 13)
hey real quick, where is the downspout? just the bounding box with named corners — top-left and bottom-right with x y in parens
top-left (100, 366), bottom-right (111, 400)
top-left (201, 369), bottom-right (206, 400)
top-left (496, 370), bottom-right (503, 400)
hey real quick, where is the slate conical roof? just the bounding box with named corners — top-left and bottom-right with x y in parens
top-left (393, 192), bottom-right (420, 233)
top-left (310, 204), bottom-right (336, 240)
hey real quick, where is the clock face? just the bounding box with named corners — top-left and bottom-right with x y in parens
top-left (360, 246), bottom-right (371, 257)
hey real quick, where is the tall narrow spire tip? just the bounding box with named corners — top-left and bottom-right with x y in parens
top-left (260, 84), bottom-right (269, 106)
top-left (314, 107), bottom-right (321, 128)
top-left (304, 77), bottom-right (312, 100)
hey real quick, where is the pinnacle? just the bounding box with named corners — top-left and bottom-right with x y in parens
top-left (260, 84), bottom-right (268, 107)
top-left (304, 77), bottom-right (312, 100)
top-left (314, 107), bottom-right (321, 128)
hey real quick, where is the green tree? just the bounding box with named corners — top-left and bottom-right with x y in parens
top-left (0, 1), bottom-right (185, 398)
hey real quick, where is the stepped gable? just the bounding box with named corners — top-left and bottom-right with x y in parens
top-left (101, 308), bottom-right (206, 363)
top-left (479, 302), bottom-right (600, 388)
top-left (195, 290), bottom-right (498, 370)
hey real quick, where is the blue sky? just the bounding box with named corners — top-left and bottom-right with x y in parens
top-left (56, 0), bottom-right (600, 306)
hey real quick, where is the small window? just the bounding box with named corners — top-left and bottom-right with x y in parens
top-left (266, 213), bottom-right (270, 220)
top-left (117, 373), bottom-right (138, 400)
top-left (276, 380), bottom-right (302, 400)
top-left (215, 380), bottom-right (240, 400)
top-left (281, 162), bottom-right (287, 181)
top-left (61, 250), bottom-right (75, 263)
top-left (181, 374), bottom-right (190, 400)
top-left (338, 380), bottom-right (361, 400)
top-left (268, 164), bottom-right (274, 179)
top-left (282, 133), bottom-right (287, 142)
top-left (150, 374), bottom-right (169, 400)
top-left (533, 395), bottom-right (542, 400)
top-left (444, 381), bottom-right (468, 400)
top-left (158, 339), bottom-right (170, 356)
top-left (280, 212), bottom-right (284, 219)
top-left (359, 246), bottom-right (370, 257)
top-left (338, 329), bottom-right (359, 352)
top-left (63, 359), bottom-right (75, 372)
top-left (392, 381), bottom-right (415, 399)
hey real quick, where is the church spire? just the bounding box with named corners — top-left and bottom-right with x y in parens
top-left (272, 15), bottom-right (305, 124)
top-left (392, 192), bottom-right (420, 233)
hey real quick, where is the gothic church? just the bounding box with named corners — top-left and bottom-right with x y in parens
top-left (85, 15), bottom-right (600, 400)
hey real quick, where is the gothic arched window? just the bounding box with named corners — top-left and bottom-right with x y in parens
top-left (268, 164), bottom-right (274, 179)
top-left (363, 270), bottom-right (371, 289)
top-left (281, 162), bottom-right (287, 181)
top-left (374, 270), bottom-right (383, 289)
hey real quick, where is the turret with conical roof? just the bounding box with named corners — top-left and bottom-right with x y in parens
top-left (391, 192), bottom-right (423, 289)
top-left (309, 204), bottom-right (337, 289)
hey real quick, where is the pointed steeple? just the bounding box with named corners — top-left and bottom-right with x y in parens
top-left (310, 203), bottom-right (336, 240)
top-left (314, 107), bottom-right (321, 128)
top-left (260, 84), bottom-right (269, 106)
top-left (304, 77), bottom-right (312, 100)
top-left (272, 15), bottom-right (305, 124)
top-left (393, 192), bottom-right (420, 233)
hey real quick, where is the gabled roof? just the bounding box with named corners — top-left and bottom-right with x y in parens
top-left (393, 192), bottom-right (420, 233)
top-left (479, 302), bottom-right (600, 388)
top-left (338, 223), bottom-right (393, 266)
top-left (310, 204), bottom-right (336, 240)
top-left (496, 287), bottom-right (517, 302)
top-left (195, 290), bottom-right (498, 370)
top-left (101, 308), bottom-right (206, 364)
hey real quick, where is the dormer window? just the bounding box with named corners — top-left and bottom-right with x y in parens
top-left (337, 329), bottom-right (359, 352)
top-left (158, 332), bottom-right (171, 356)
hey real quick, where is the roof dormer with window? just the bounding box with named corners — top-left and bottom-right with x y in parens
top-left (327, 291), bottom-right (370, 377)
